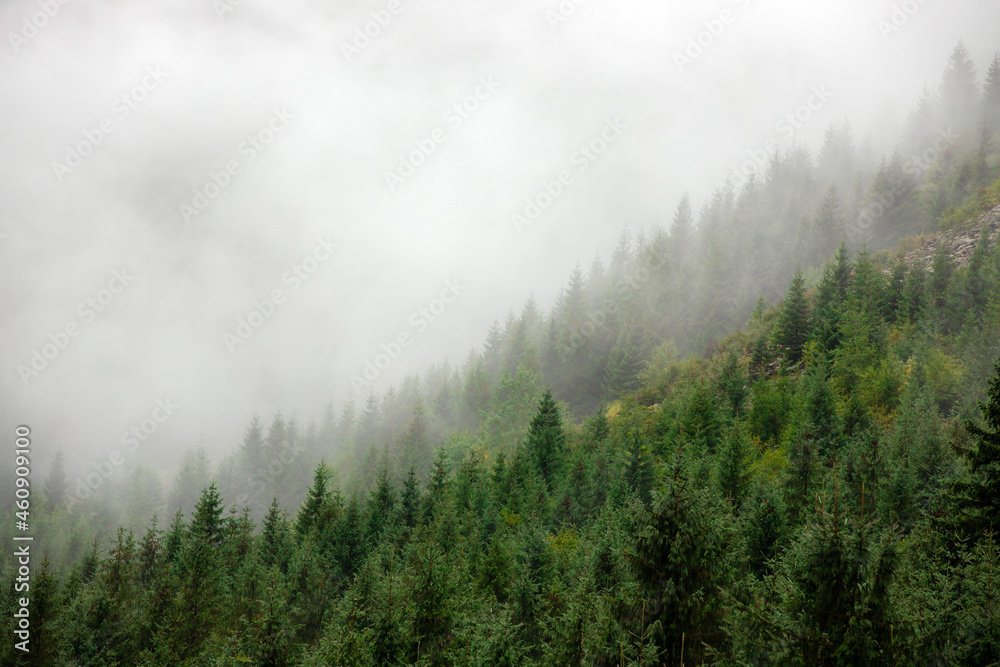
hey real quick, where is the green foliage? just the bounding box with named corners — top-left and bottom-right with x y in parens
top-left (624, 458), bottom-right (734, 664)
top-left (524, 387), bottom-right (567, 487)
top-left (773, 268), bottom-right (812, 365)
top-left (14, 43), bottom-right (1000, 665)
top-left (949, 354), bottom-right (1000, 538)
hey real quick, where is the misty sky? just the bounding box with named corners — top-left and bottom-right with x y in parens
top-left (2, 0), bottom-right (998, 478)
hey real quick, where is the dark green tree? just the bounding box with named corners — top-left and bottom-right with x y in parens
top-left (624, 459), bottom-right (731, 664)
top-left (524, 387), bottom-right (567, 487)
top-left (949, 355), bottom-right (1000, 537)
top-left (296, 461), bottom-right (330, 539)
top-left (773, 268), bottom-right (811, 364)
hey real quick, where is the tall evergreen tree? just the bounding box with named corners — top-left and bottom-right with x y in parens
top-left (670, 192), bottom-right (694, 263)
top-left (984, 53), bottom-right (1000, 139)
top-left (297, 462), bottom-right (331, 539)
top-left (241, 414), bottom-right (265, 472)
top-left (773, 268), bottom-right (811, 364)
top-left (624, 458), bottom-right (731, 665)
top-left (814, 184), bottom-right (844, 261)
top-left (940, 40), bottom-right (979, 133)
top-left (42, 448), bottom-right (68, 512)
top-left (524, 388), bottom-right (567, 487)
top-left (949, 354), bottom-right (1000, 537)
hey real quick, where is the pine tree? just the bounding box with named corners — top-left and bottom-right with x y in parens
top-left (903, 86), bottom-right (939, 155)
top-left (524, 387), bottom-right (566, 487)
top-left (781, 488), bottom-right (899, 665)
top-left (851, 245), bottom-right (887, 320)
top-left (297, 462), bottom-right (330, 539)
top-left (718, 348), bottom-right (748, 418)
top-left (241, 414), bottom-right (265, 472)
top-left (885, 256), bottom-right (908, 323)
top-left (716, 422), bottom-right (750, 511)
top-left (773, 269), bottom-right (811, 364)
top-left (174, 484), bottom-right (225, 656)
top-left (624, 458), bottom-right (730, 664)
top-left (863, 152), bottom-right (925, 245)
top-left (814, 184), bottom-right (843, 261)
top-left (138, 515), bottom-right (165, 588)
top-left (604, 325), bottom-right (647, 397)
top-left (670, 192), bottom-right (694, 263)
top-left (423, 448), bottom-right (450, 522)
top-left (931, 241), bottom-right (954, 311)
top-left (399, 466), bottom-right (420, 529)
top-left (335, 494), bottom-right (366, 579)
top-left (940, 40), bottom-right (979, 133)
top-left (367, 461), bottom-right (397, 541)
top-left (27, 552), bottom-right (61, 667)
top-left (42, 448), bottom-right (68, 512)
top-left (949, 355), bottom-right (1000, 537)
top-left (400, 398), bottom-right (431, 480)
top-left (623, 429), bottom-right (655, 504)
top-left (189, 481), bottom-right (225, 546)
top-left (261, 497), bottom-right (292, 571)
top-left (903, 259), bottom-right (928, 322)
top-left (984, 53), bottom-right (1000, 139)
top-left (168, 447), bottom-right (210, 516)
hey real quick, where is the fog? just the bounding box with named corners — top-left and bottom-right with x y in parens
top-left (1, 0), bottom-right (998, 478)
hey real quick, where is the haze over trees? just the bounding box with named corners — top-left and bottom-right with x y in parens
top-left (4, 42), bottom-right (1000, 666)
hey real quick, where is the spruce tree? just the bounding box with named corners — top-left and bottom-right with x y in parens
top-left (931, 242), bottom-right (954, 311)
top-left (297, 462), bottom-right (330, 539)
top-left (940, 40), bottom-right (979, 133)
top-left (902, 259), bottom-right (927, 322)
top-left (399, 466), bottom-right (420, 529)
top-left (262, 497), bottom-right (292, 571)
top-left (625, 458), bottom-right (730, 664)
top-left (670, 192), bottom-right (694, 263)
top-left (524, 387), bottom-right (566, 487)
top-left (42, 448), bottom-right (68, 512)
top-left (241, 414), bottom-right (265, 473)
top-left (367, 462), bottom-right (397, 541)
top-left (814, 184), bottom-right (843, 261)
top-left (782, 489), bottom-right (899, 665)
top-left (773, 268), bottom-right (811, 364)
top-left (950, 355), bottom-right (1000, 537)
top-left (984, 53), bottom-right (1000, 138)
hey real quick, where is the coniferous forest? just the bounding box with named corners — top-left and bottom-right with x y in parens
top-left (7, 42), bottom-right (1000, 666)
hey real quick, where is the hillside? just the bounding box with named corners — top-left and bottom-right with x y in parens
top-left (4, 43), bottom-right (1000, 666)
top-left (902, 202), bottom-right (1000, 269)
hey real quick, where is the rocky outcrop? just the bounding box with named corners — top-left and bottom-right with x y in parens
top-left (903, 204), bottom-right (1000, 271)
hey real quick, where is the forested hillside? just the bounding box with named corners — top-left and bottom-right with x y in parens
top-left (5, 43), bottom-right (1000, 666)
